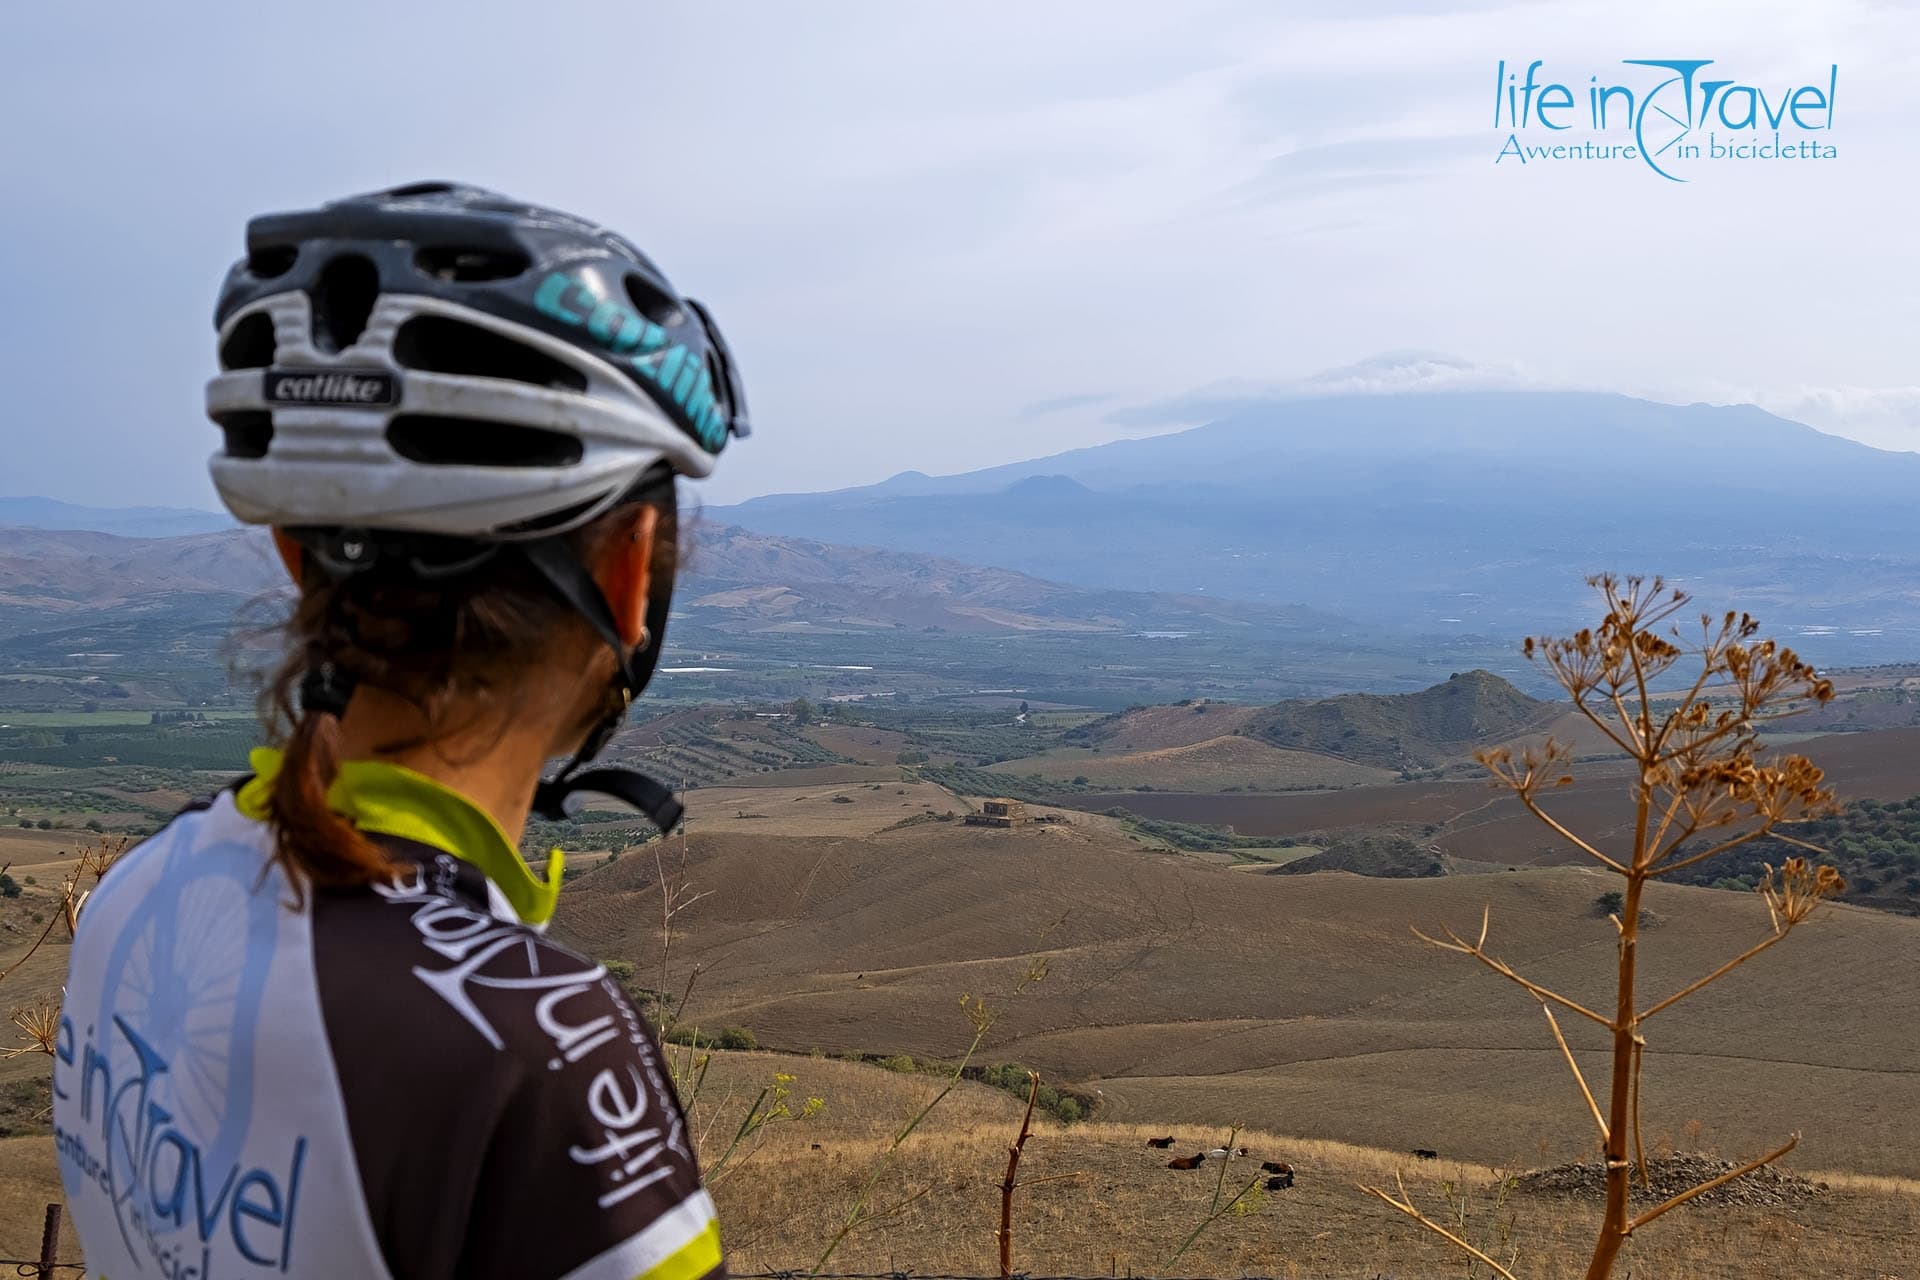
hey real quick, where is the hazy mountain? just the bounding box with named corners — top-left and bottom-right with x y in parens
top-left (712, 391), bottom-right (1920, 658)
top-left (0, 496), bottom-right (232, 538)
top-left (679, 522), bottom-right (1355, 636)
top-left (0, 521), bottom-right (1357, 641)
top-left (0, 526), bottom-right (279, 610)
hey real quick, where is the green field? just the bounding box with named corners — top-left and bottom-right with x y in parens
top-left (0, 710), bottom-right (256, 728)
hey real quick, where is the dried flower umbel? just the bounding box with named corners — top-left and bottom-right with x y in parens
top-left (1361, 575), bottom-right (1845, 1280)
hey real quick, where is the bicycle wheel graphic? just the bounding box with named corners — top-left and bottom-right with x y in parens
top-left (97, 838), bottom-right (281, 1178)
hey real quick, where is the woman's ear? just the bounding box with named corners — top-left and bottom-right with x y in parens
top-left (271, 529), bottom-right (305, 585)
top-left (595, 505), bottom-right (659, 648)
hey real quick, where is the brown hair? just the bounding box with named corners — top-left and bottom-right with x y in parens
top-left (260, 492), bottom-right (678, 890)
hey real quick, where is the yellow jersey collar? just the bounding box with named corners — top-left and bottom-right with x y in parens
top-left (236, 747), bottom-right (563, 925)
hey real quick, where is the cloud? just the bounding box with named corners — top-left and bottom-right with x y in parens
top-left (1019, 392), bottom-right (1119, 418)
top-left (1738, 385), bottom-right (1920, 455)
top-left (1106, 351), bottom-right (1544, 425)
top-left (3, 1), bottom-right (1916, 506)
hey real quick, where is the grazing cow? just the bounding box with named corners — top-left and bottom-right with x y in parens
top-left (810, 1143), bottom-right (823, 1151)
top-left (1167, 1153), bottom-right (1206, 1170)
top-left (1260, 1160), bottom-right (1290, 1175)
top-left (1146, 1136), bottom-right (1178, 1149)
top-left (1264, 1171), bottom-right (1294, 1191)
top-left (1411, 1148), bottom-right (1438, 1160)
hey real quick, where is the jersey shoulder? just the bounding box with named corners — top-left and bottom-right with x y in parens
top-left (312, 858), bottom-right (713, 1280)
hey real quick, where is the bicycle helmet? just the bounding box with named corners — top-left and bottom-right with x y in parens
top-left (206, 181), bottom-right (751, 828)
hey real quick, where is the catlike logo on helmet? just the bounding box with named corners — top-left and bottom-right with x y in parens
top-left (264, 369), bottom-right (399, 407)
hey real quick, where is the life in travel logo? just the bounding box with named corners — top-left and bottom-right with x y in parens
top-left (1492, 59), bottom-right (1839, 181)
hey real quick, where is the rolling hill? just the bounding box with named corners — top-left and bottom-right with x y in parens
top-left (552, 802), bottom-right (1920, 1180)
top-left (1241, 668), bottom-right (1553, 770)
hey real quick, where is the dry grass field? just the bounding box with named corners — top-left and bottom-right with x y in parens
top-left (0, 809), bottom-right (1915, 1275)
top-left (1088, 703), bottom-right (1265, 752)
top-left (555, 810), bottom-right (1920, 1182)
top-left (806, 723), bottom-right (924, 765)
top-left (3, 1046), bottom-right (1912, 1276)
top-left (1081, 726), bottom-right (1920, 866)
top-left (1000, 736), bottom-right (1395, 792)
top-left (686, 1051), bottom-right (1920, 1279)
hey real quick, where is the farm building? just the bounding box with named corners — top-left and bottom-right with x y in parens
top-left (965, 799), bottom-right (1031, 827)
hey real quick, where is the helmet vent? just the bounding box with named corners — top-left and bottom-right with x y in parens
top-left (309, 255), bottom-right (380, 353)
top-left (414, 245), bottom-right (530, 283)
top-left (497, 493), bottom-right (612, 536)
top-left (393, 316), bottom-right (588, 393)
top-left (213, 411), bottom-right (274, 459)
top-left (387, 415), bottom-right (584, 469)
top-left (248, 244), bottom-right (298, 279)
top-left (624, 273), bottom-right (683, 327)
top-left (219, 312), bottom-right (278, 370)
top-left (385, 181), bottom-right (456, 197)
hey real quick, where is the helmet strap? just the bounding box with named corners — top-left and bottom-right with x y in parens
top-left (518, 537), bottom-right (681, 832)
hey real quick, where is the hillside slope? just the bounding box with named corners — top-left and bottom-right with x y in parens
top-left (553, 810), bottom-right (1920, 1177)
top-left (1242, 668), bottom-right (1553, 770)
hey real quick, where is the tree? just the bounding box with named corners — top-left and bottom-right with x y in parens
top-left (1363, 576), bottom-right (1843, 1280)
top-left (789, 697), bottom-right (815, 725)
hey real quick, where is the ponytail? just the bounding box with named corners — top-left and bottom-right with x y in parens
top-left (268, 700), bottom-right (395, 892)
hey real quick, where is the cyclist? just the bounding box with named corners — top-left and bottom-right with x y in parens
top-left (52, 182), bottom-right (747, 1280)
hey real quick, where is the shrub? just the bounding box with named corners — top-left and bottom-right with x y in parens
top-left (0, 875), bottom-right (19, 899)
top-left (84, 818), bottom-right (104, 832)
top-left (712, 1025), bottom-right (758, 1052)
top-left (877, 1054), bottom-right (917, 1073)
top-left (1595, 890), bottom-right (1625, 916)
top-left (35, 820), bottom-right (51, 831)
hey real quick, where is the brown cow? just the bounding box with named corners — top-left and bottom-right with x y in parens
top-left (1167, 1153), bottom-right (1206, 1170)
top-left (1146, 1136), bottom-right (1178, 1149)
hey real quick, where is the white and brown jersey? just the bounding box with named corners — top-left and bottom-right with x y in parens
top-left (53, 789), bottom-right (720, 1280)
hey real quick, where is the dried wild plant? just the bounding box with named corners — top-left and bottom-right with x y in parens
top-left (1361, 575), bottom-right (1845, 1280)
top-left (1, 997), bottom-right (62, 1059)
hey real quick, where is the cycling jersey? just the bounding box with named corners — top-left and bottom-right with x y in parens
top-left (53, 749), bottom-right (720, 1280)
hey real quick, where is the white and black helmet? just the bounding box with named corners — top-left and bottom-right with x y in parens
top-left (207, 180), bottom-right (748, 538)
top-left (207, 182), bottom-right (751, 829)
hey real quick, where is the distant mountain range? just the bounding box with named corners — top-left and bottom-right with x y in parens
top-left (13, 388), bottom-right (1920, 667)
top-left (712, 391), bottom-right (1920, 661)
top-left (0, 522), bottom-right (1357, 643)
top-left (0, 497), bottom-right (232, 538)
top-left (678, 523), bottom-right (1350, 636)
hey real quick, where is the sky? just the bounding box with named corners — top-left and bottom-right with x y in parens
top-left (3, 0), bottom-right (1917, 509)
